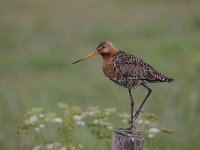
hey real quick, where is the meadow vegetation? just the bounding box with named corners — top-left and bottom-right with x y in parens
top-left (0, 0), bottom-right (200, 149)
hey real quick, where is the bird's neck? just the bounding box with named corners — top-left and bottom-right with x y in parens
top-left (100, 48), bottom-right (118, 60)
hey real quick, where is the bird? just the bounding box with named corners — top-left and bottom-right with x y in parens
top-left (73, 41), bottom-right (173, 130)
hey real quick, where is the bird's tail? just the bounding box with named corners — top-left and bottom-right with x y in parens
top-left (149, 73), bottom-right (174, 83)
top-left (166, 78), bottom-right (174, 83)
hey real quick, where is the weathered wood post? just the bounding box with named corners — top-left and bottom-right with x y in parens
top-left (112, 129), bottom-right (144, 150)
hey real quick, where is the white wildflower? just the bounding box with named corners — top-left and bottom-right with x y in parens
top-left (73, 115), bottom-right (81, 121)
top-left (144, 120), bottom-right (150, 125)
top-left (58, 102), bottom-right (68, 109)
top-left (118, 112), bottom-right (129, 124)
top-left (73, 115), bottom-right (83, 121)
top-left (52, 117), bottom-right (63, 124)
top-left (98, 120), bottom-right (112, 128)
top-left (86, 106), bottom-right (99, 116)
top-left (107, 126), bottom-right (113, 130)
top-left (148, 134), bottom-right (154, 138)
top-left (73, 115), bottom-right (85, 126)
top-left (118, 112), bottom-right (129, 118)
top-left (24, 115), bottom-right (38, 125)
top-left (39, 124), bottom-right (45, 128)
top-left (93, 119), bottom-right (99, 124)
top-left (105, 108), bottom-right (116, 115)
top-left (149, 128), bottom-right (160, 134)
top-left (38, 114), bottom-right (44, 118)
top-left (76, 120), bottom-right (85, 126)
top-left (79, 144), bottom-right (84, 149)
top-left (46, 143), bottom-right (54, 149)
top-left (35, 127), bottom-right (40, 132)
top-left (122, 118), bottom-right (128, 124)
top-left (26, 115), bottom-right (38, 124)
top-left (32, 145), bottom-right (40, 150)
top-left (137, 119), bottom-right (143, 124)
top-left (87, 111), bottom-right (95, 116)
top-left (59, 147), bottom-right (67, 150)
top-left (46, 142), bottom-right (61, 149)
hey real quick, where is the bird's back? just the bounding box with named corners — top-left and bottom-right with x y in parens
top-left (104, 51), bottom-right (173, 89)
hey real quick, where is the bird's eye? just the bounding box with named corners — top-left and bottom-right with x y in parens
top-left (98, 46), bottom-right (105, 51)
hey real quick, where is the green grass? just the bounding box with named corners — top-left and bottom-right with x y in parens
top-left (0, 0), bottom-right (200, 149)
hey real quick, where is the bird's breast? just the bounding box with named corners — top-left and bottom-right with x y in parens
top-left (102, 57), bottom-right (115, 78)
top-left (101, 54), bottom-right (142, 89)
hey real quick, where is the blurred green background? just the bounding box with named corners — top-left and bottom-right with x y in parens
top-left (0, 0), bottom-right (200, 149)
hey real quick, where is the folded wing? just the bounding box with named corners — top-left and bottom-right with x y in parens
top-left (116, 51), bottom-right (173, 83)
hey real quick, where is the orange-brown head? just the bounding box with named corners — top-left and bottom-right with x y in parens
top-left (72, 41), bottom-right (118, 64)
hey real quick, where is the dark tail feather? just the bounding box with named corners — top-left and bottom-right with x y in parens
top-left (144, 77), bottom-right (174, 83)
top-left (154, 77), bottom-right (174, 83)
top-left (167, 78), bottom-right (174, 83)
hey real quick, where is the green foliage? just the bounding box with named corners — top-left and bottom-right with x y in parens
top-left (119, 112), bottom-right (175, 150)
top-left (18, 103), bottom-right (116, 150)
top-left (18, 104), bottom-right (173, 150)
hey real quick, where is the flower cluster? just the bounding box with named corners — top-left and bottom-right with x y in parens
top-left (32, 142), bottom-right (83, 150)
top-left (148, 127), bottom-right (160, 138)
top-left (19, 103), bottom-right (174, 150)
top-left (18, 106), bottom-right (83, 150)
top-left (86, 106), bottom-right (115, 130)
top-left (21, 108), bottom-right (63, 134)
top-left (119, 112), bottom-right (174, 139)
top-left (73, 115), bottom-right (85, 126)
top-left (19, 103), bottom-right (116, 150)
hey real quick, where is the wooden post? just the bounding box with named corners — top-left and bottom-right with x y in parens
top-left (112, 129), bottom-right (144, 150)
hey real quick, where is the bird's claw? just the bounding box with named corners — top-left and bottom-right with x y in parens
top-left (118, 125), bottom-right (136, 131)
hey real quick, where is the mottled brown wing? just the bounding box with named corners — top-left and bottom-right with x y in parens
top-left (115, 51), bottom-right (172, 82)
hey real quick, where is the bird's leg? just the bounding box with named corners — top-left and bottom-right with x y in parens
top-left (128, 89), bottom-right (134, 129)
top-left (117, 89), bottom-right (136, 131)
top-left (133, 83), bottom-right (152, 121)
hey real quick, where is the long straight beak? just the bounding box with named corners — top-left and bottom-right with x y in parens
top-left (72, 50), bottom-right (98, 64)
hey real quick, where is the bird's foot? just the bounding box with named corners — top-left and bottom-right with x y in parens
top-left (118, 124), bottom-right (136, 131)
